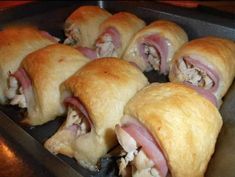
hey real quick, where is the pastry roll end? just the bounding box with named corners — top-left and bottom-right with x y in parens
top-left (64, 6), bottom-right (111, 48)
top-left (116, 83), bottom-right (222, 177)
top-left (45, 58), bottom-right (148, 170)
top-left (123, 20), bottom-right (188, 74)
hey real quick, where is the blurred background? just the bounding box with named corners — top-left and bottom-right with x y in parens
top-left (0, 1), bottom-right (234, 14)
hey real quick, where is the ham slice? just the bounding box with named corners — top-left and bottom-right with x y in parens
top-left (64, 96), bottom-right (93, 129)
top-left (12, 68), bottom-right (32, 90)
top-left (119, 116), bottom-right (168, 177)
top-left (138, 34), bottom-right (170, 74)
top-left (11, 68), bottom-right (35, 109)
top-left (76, 46), bottom-right (97, 59)
top-left (185, 83), bottom-right (218, 107)
top-left (40, 31), bottom-right (60, 43)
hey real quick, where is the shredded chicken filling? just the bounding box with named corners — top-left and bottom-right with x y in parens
top-left (177, 58), bottom-right (214, 89)
top-left (119, 148), bottom-right (160, 177)
top-left (118, 128), bottom-right (160, 177)
top-left (5, 76), bottom-right (26, 108)
top-left (142, 43), bottom-right (161, 71)
top-left (96, 33), bottom-right (118, 57)
top-left (64, 24), bottom-right (81, 46)
top-left (65, 107), bottom-right (90, 137)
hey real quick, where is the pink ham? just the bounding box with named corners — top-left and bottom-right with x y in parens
top-left (40, 31), bottom-right (59, 43)
top-left (183, 56), bottom-right (219, 92)
top-left (76, 46), bottom-right (97, 59)
top-left (64, 96), bottom-right (93, 129)
top-left (139, 34), bottom-right (170, 74)
top-left (120, 116), bottom-right (168, 177)
top-left (12, 68), bottom-right (32, 90)
top-left (185, 83), bottom-right (218, 107)
top-left (11, 68), bottom-right (35, 109)
top-left (99, 27), bottom-right (121, 48)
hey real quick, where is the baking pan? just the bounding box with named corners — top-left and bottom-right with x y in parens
top-left (0, 1), bottom-right (235, 177)
top-left (0, 129), bottom-right (56, 177)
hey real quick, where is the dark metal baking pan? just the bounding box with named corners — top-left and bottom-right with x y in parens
top-left (0, 1), bottom-right (235, 177)
top-left (0, 127), bottom-right (56, 177)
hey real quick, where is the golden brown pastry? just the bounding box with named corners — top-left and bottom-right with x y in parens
top-left (169, 36), bottom-right (235, 107)
top-left (115, 83), bottom-right (222, 177)
top-left (64, 6), bottom-right (111, 48)
top-left (123, 20), bottom-right (188, 74)
top-left (44, 58), bottom-right (149, 170)
top-left (0, 26), bottom-right (58, 104)
top-left (6, 44), bottom-right (89, 125)
top-left (95, 12), bottom-right (146, 58)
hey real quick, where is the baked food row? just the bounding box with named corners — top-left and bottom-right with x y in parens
top-left (0, 48), bottom-right (224, 177)
top-left (0, 5), bottom-right (234, 177)
top-left (63, 5), bottom-right (235, 107)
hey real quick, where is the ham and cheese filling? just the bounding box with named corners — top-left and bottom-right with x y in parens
top-left (5, 68), bottom-right (31, 108)
top-left (115, 116), bottom-right (168, 177)
top-left (138, 35), bottom-right (171, 74)
top-left (64, 107), bottom-right (90, 136)
top-left (95, 27), bottom-right (121, 57)
top-left (172, 56), bottom-right (220, 107)
top-left (63, 97), bottom-right (92, 137)
top-left (64, 23), bottom-right (81, 46)
top-left (76, 46), bottom-right (97, 60)
top-left (40, 31), bottom-right (60, 43)
top-left (176, 57), bottom-right (219, 91)
top-left (44, 97), bottom-right (91, 157)
top-left (5, 76), bottom-right (26, 108)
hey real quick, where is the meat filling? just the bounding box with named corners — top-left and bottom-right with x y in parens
top-left (142, 43), bottom-right (161, 71)
top-left (116, 126), bottom-right (161, 177)
top-left (65, 107), bottom-right (90, 137)
top-left (5, 76), bottom-right (26, 108)
top-left (64, 24), bottom-right (81, 46)
top-left (96, 33), bottom-right (118, 58)
top-left (177, 58), bottom-right (214, 89)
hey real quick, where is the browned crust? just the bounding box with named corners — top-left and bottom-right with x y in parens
top-left (21, 44), bottom-right (89, 125)
top-left (60, 57), bottom-right (148, 168)
top-left (62, 58), bottom-right (148, 133)
top-left (124, 82), bottom-right (222, 177)
top-left (0, 26), bottom-right (56, 104)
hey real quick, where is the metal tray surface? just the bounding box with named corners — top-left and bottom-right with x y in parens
top-left (0, 1), bottom-right (235, 177)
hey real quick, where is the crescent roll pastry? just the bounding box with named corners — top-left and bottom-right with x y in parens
top-left (0, 26), bottom-right (58, 104)
top-left (95, 12), bottom-right (145, 58)
top-left (6, 44), bottom-right (89, 125)
top-left (64, 6), bottom-right (111, 48)
top-left (123, 20), bottom-right (188, 74)
top-left (115, 83), bottom-right (222, 177)
top-left (44, 58), bottom-right (148, 170)
top-left (169, 36), bottom-right (235, 106)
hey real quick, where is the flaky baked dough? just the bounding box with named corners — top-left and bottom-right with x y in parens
top-left (169, 36), bottom-right (235, 100)
top-left (98, 12), bottom-right (146, 57)
top-left (0, 26), bottom-right (56, 104)
top-left (65, 6), bottom-right (111, 48)
top-left (21, 44), bottom-right (89, 125)
top-left (123, 20), bottom-right (188, 71)
top-left (124, 83), bottom-right (222, 177)
top-left (60, 58), bottom-right (148, 169)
